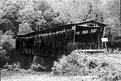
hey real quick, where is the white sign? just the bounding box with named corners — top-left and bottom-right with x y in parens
top-left (101, 38), bottom-right (108, 42)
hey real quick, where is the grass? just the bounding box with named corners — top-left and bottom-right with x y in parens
top-left (1, 70), bottom-right (101, 81)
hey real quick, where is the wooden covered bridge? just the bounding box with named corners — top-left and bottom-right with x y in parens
top-left (16, 20), bottom-right (106, 69)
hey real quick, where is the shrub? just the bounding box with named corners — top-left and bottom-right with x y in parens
top-left (98, 67), bottom-right (121, 81)
top-left (0, 30), bottom-right (19, 68)
top-left (0, 47), bottom-right (9, 69)
top-left (0, 30), bottom-right (17, 69)
top-left (51, 50), bottom-right (121, 80)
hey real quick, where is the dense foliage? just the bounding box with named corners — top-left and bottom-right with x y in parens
top-left (0, 0), bottom-right (66, 35)
top-left (0, 0), bottom-right (120, 36)
top-left (0, 30), bottom-right (15, 69)
top-left (52, 50), bottom-right (121, 80)
top-left (51, 0), bottom-right (120, 36)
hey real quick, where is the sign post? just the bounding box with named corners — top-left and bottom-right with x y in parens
top-left (101, 38), bottom-right (108, 52)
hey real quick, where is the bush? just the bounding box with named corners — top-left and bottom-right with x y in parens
top-left (0, 47), bottom-right (9, 69)
top-left (0, 30), bottom-right (19, 67)
top-left (0, 30), bottom-right (17, 69)
top-left (51, 50), bottom-right (121, 80)
top-left (98, 67), bottom-right (121, 81)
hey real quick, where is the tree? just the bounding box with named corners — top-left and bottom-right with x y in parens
top-left (0, 0), bottom-right (69, 33)
top-left (16, 0), bottom-right (63, 31)
top-left (51, 0), bottom-right (120, 37)
top-left (50, 0), bottom-right (107, 23)
top-left (104, 0), bottom-right (120, 36)
top-left (0, 0), bottom-right (120, 36)
top-left (0, 0), bottom-right (27, 35)
top-left (18, 22), bottom-right (34, 35)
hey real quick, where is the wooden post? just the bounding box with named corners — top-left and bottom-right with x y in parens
top-left (102, 27), bottom-right (105, 38)
top-left (88, 29), bottom-right (91, 49)
top-left (105, 42), bottom-right (107, 52)
top-left (72, 25), bottom-right (76, 43)
top-left (72, 25), bottom-right (76, 50)
top-left (100, 27), bottom-right (105, 49)
top-left (97, 28), bottom-right (100, 49)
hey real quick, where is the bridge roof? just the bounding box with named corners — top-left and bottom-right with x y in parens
top-left (17, 20), bottom-right (107, 37)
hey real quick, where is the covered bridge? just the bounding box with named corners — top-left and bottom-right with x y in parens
top-left (16, 20), bottom-right (106, 69)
